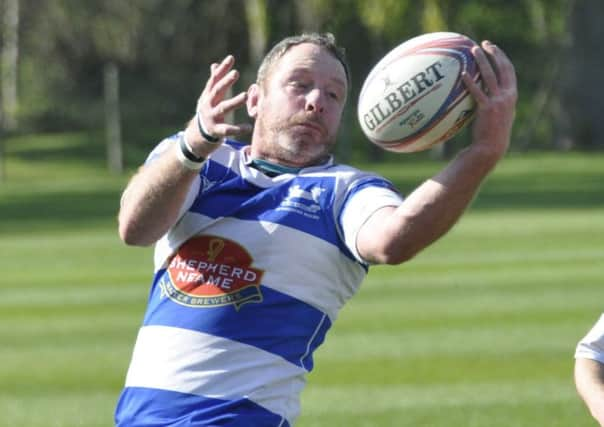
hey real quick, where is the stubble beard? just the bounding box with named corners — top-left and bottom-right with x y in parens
top-left (254, 113), bottom-right (337, 167)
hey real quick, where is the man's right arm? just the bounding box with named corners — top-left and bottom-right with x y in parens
top-left (118, 55), bottom-right (252, 246)
top-left (118, 133), bottom-right (203, 246)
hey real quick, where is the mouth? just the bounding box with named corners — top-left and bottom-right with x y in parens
top-left (293, 121), bottom-right (325, 135)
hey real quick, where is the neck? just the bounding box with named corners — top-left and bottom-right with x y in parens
top-left (249, 124), bottom-right (334, 168)
top-left (249, 145), bottom-right (330, 169)
top-left (250, 157), bottom-right (303, 176)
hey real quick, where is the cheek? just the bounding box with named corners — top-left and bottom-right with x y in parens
top-left (327, 108), bottom-right (344, 132)
top-left (266, 92), bottom-right (301, 117)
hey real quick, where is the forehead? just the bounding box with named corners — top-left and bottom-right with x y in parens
top-left (272, 43), bottom-right (347, 87)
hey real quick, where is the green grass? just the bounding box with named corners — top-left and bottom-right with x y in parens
top-left (1, 132), bottom-right (603, 426)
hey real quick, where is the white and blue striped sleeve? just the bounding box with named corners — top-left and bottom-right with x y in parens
top-left (339, 181), bottom-right (403, 264)
top-left (576, 314), bottom-right (604, 364)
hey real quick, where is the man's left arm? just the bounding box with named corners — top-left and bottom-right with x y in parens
top-left (357, 41), bottom-right (517, 265)
top-left (575, 358), bottom-right (604, 426)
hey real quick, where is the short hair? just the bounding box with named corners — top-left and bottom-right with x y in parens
top-left (256, 32), bottom-right (351, 90)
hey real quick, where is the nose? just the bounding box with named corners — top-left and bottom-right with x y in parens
top-left (305, 88), bottom-right (325, 114)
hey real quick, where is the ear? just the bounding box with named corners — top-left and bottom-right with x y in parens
top-left (246, 83), bottom-right (261, 119)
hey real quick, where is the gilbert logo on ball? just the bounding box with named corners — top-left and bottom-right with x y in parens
top-left (358, 32), bottom-right (481, 153)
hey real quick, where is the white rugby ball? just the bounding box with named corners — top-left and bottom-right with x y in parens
top-left (358, 32), bottom-right (481, 153)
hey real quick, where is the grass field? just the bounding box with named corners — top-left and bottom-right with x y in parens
top-left (1, 132), bottom-right (602, 426)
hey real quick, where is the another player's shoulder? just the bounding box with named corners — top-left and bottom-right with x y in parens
top-left (582, 314), bottom-right (604, 342)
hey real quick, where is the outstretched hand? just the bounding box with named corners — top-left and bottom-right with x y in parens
top-left (190, 55), bottom-right (253, 149)
top-left (462, 40), bottom-right (517, 160)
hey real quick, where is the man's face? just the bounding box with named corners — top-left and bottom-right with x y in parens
top-left (248, 43), bottom-right (348, 167)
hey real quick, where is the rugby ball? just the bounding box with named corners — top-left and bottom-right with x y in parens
top-left (358, 32), bottom-right (481, 153)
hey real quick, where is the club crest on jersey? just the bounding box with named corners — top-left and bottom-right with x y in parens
top-left (278, 184), bottom-right (326, 220)
top-left (159, 235), bottom-right (264, 310)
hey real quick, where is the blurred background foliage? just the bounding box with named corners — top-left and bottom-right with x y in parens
top-left (1, 0), bottom-right (602, 173)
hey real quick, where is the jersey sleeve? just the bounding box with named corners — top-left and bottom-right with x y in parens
top-left (575, 314), bottom-right (604, 363)
top-left (339, 179), bottom-right (403, 265)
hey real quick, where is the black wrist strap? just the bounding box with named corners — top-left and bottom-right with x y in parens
top-left (179, 133), bottom-right (205, 163)
top-left (197, 113), bottom-right (220, 143)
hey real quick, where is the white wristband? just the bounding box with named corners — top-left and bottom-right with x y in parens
top-left (176, 132), bottom-right (205, 171)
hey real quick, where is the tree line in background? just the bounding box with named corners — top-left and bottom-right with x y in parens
top-left (1, 0), bottom-right (603, 173)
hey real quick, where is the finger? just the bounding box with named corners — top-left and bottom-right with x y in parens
top-left (486, 43), bottom-right (517, 90)
top-left (473, 43), bottom-right (498, 95)
top-left (203, 62), bottom-right (220, 93)
top-left (208, 55), bottom-right (235, 89)
top-left (462, 71), bottom-right (488, 105)
top-left (213, 91), bottom-right (248, 117)
top-left (198, 57), bottom-right (237, 113)
top-left (210, 69), bottom-right (241, 105)
top-left (214, 122), bottom-right (254, 137)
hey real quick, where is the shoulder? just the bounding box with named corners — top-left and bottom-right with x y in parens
top-left (144, 133), bottom-right (180, 164)
top-left (296, 163), bottom-right (403, 221)
top-left (206, 138), bottom-right (247, 163)
top-left (582, 315), bottom-right (604, 342)
top-left (301, 162), bottom-right (396, 189)
top-left (322, 163), bottom-right (402, 202)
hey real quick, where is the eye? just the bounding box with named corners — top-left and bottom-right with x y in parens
top-left (328, 88), bottom-right (346, 103)
top-left (290, 80), bottom-right (309, 90)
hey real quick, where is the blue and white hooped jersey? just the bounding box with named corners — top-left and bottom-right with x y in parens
top-left (115, 135), bottom-right (403, 426)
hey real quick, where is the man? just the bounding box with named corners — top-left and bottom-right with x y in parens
top-left (116, 32), bottom-right (517, 426)
top-left (575, 314), bottom-right (604, 426)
